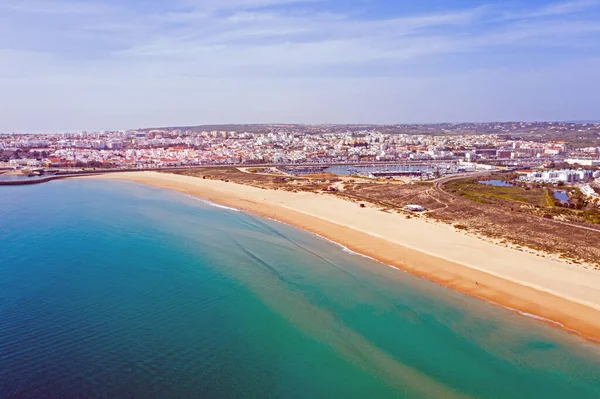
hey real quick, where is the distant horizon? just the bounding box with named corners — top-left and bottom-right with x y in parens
top-left (3, 119), bottom-right (600, 135)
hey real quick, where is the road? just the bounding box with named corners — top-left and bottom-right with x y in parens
top-left (424, 171), bottom-right (493, 211)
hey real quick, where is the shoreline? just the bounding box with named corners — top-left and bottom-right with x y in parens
top-left (89, 171), bottom-right (600, 342)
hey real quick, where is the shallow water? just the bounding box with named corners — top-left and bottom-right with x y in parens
top-left (1, 179), bottom-right (600, 398)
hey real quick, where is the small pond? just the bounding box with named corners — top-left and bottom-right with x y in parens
top-left (552, 190), bottom-right (570, 204)
top-left (478, 180), bottom-right (514, 187)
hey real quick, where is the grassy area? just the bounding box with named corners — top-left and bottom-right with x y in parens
top-left (582, 210), bottom-right (600, 224)
top-left (445, 176), bottom-right (600, 226)
top-left (446, 179), bottom-right (549, 207)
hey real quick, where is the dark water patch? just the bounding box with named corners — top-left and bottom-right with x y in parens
top-left (528, 341), bottom-right (557, 351)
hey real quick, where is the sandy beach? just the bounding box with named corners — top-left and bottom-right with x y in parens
top-left (92, 171), bottom-right (600, 340)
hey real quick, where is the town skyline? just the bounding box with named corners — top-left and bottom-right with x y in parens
top-left (3, 121), bottom-right (599, 170)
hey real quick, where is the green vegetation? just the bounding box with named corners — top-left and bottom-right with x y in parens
top-left (446, 179), bottom-right (548, 207)
top-left (582, 210), bottom-right (600, 225)
top-left (445, 176), bottom-right (600, 225)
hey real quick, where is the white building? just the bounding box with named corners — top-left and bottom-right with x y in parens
top-left (565, 159), bottom-right (600, 167)
top-left (458, 161), bottom-right (496, 170)
top-left (521, 169), bottom-right (594, 183)
top-left (581, 185), bottom-right (599, 198)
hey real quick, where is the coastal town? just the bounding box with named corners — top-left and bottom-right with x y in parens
top-left (2, 123), bottom-right (600, 200)
top-left (1, 122), bottom-right (600, 170)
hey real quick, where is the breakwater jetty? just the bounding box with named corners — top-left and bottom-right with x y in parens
top-left (0, 176), bottom-right (60, 186)
top-left (0, 174), bottom-right (91, 186)
top-left (0, 171), bottom-right (117, 186)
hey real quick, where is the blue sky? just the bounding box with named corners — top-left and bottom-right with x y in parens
top-left (1, 0), bottom-right (600, 132)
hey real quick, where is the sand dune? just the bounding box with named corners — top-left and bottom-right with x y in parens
top-left (92, 171), bottom-right (600, 341)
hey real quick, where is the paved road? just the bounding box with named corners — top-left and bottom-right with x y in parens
top-left (424, 171), bottom-right (493, 210)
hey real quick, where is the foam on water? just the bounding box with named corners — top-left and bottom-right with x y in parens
top-left (514, 310), bottom-right (565, 327)
top-left (186, 195), bottom-right (241, 212)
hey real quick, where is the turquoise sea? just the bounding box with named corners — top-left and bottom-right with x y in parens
top-left (1, 179), bottom-right (600, 398)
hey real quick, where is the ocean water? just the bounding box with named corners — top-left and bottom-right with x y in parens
top-left (1, 179), bottom-right (600, 399)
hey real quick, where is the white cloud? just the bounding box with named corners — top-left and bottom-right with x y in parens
top-left (503, 0), bottom-right (600, 19)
